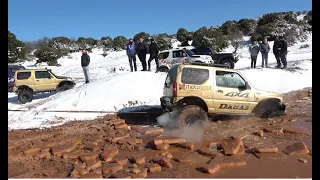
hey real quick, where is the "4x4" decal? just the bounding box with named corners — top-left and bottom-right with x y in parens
top-left (224, 92), bottom-right (249, 98)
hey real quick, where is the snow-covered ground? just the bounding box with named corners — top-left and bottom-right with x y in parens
top-left (8, 34), bottom-right (312, 130)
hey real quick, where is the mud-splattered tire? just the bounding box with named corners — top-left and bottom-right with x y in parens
top-left (261, 109), bottom-right (284, 118)
top-left (18, 90), bottom-right (33, 104)
top-left (178, 105), bottom-right (208, 128)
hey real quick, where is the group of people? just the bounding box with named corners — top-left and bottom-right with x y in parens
top-left (125, 37), bottom-right (160, 72)
top-left (249, 36), bottom-right (288, 69)
top-left (79, 37), bottom-right (160, 83)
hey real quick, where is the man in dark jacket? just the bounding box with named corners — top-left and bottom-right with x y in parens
top-left (278, 36), bottom-right (288, 69)
top-left (126, 38), bottom-right (137, 72)
top-left (147, 39), bottom-right (159, 72)
top-left (136, 38), bottom-right (148, 71)
top-left (259, 38), bottom-right (270, 68)
top-left (81, 50), bottom-right (90, 83)
top-left (273, 36), bottom-right (281, 68)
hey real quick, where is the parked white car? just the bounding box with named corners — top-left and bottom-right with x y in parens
top-left (157, 46), bottom-right (213, 72)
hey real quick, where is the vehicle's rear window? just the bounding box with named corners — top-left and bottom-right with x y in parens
top-left (17, 72), bottom-right (31, 80)
top-left (181, 68), bottom-right (209, 85)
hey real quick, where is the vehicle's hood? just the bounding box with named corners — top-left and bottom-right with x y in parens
top-left (191, 55), bottom-right (211, 60)
top-left (56, 76), bottom-right (72, 80)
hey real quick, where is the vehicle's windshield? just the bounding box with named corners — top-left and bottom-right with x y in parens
top-left (48, 70), bottom-right (57, 77)
top-left (184, 49), bottom-right (196, 56)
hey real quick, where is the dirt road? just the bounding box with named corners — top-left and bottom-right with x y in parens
top-left (8, 87), bottom-right (312, 178)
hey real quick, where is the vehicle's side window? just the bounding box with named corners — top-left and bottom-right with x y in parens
top-left (173, 50), bottom-right (186, 58)
top-left (17, 72), bottom-right (31, 80)
top-left (159, 52), bottom-right (169, 59)
top-left (216, 70), bottom-right (246, 88)
top-left (181, 68), bottom-right (209, 85)
top-left (35, 71), bottom-right (51, 79)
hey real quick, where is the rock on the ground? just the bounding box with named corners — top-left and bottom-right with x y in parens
top-left (201, 164), bottom-right (221, 174)
top-left (102, 163), bottom-right (123, 174)
top-left (298, 158), bottom-right (308, 163)
top-left (146, 163), bottom-right (161, 173)
top-left (176, 142), bottom-right (195, 151)
top-left (132, 154), bottom-right (145, 165)
top-left (153, 156), bottom-right (173, 168)
top-left (197, 148), bottom-right (217, 157)
top-left (283, 126), bottom-right (311, 136)
top-left (254, 152), bottom-right (286, 160)
top-left (221, 138), bottom-right (242, 155)
top-left (144, 128), bottom-right (164, 135)
top-left (254, 147), bottom-right (278, 153)
top-left (154, 136), bottom-right (185, 145)
top-left (264, 126), bottom-right (283, 134)
top-left (283, 142), bottom-right (309, 155)
top-left (155, 144), bottom-right (170, 150)
top-left (80, 172), bottom-right (103, 178)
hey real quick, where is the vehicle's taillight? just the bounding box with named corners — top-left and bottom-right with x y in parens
top-left (173, 82), bottom-right (177, 97)
top-left (13, 80), bottom-right (16, 87)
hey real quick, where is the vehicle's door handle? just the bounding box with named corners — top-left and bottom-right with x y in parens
top-left (36, 80), bottom-right (39, 81)
top-left (218, 90), bottom-right (223, 93)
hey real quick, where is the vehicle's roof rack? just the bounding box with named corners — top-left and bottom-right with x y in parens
top-left (190, 62), bottom-right (229, 68)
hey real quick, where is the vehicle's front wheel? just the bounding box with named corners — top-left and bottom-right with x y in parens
top-left (18, 90), bottom-right (33, 104)
top-left (221, 59), bottom-right (235, 69)
top-left (178, 105), bottom-right (208, 128)
top-left (58, 82), bottom-right (74, 91)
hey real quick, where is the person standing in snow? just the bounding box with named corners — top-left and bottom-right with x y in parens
top-left (278, 36), bottom-right (288, 69)
top-left (273, 36), bottom-right (281, 68)
top-left (126, 38), bottom-right (137, 72)
top-left (81, 50), bottom-right (90, 83)
top-left (249, 40), bottom-right (260, 68)
top-left (147, 38), bottom-right (159, 72)
top-left (136, 38), bottom-right (148, 71)
top-left (259, 38), bottom-right (270, 68)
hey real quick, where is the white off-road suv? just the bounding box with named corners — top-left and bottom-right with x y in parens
top-left (157, 46), bottom-right (213, 72)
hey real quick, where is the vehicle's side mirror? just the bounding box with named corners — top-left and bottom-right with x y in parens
top-left (238, 81), bottom-right (249, 90)
top-left (182, 53), bottom-right (187, 57)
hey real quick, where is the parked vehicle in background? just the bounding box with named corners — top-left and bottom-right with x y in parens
top-left (191, 47), bottom-right (239, 69)
top-left (157, 46), bottom-right (213, 72)
top-left (13, 68), bottom-right (75, 104)
top-left (8, 65), bottom-right (25, 91)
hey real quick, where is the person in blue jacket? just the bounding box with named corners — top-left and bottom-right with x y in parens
top-left (126, 38), bottom-right (137, 72)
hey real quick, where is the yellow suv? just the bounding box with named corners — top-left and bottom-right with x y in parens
top-left (13, 68), bottom-right (75, 104)
top-left (160, 63), bottom-right (286, 127)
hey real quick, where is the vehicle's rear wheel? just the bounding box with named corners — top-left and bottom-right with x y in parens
top-left (18, 90), bottom-right (33, 104)
top-left (261, 108), bottom-right (285, 118)
top-left (158, 66), bottom-right (169, 72)
top-left (221, 59), bottom-right (235, 69)
top-left (178, 105), bottom-right (208, 128)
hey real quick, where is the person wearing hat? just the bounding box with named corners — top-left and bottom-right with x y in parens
top-left (147, 38), bottom-right (159, 72)
top-left (126, 38), bottom-right (137, 72)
